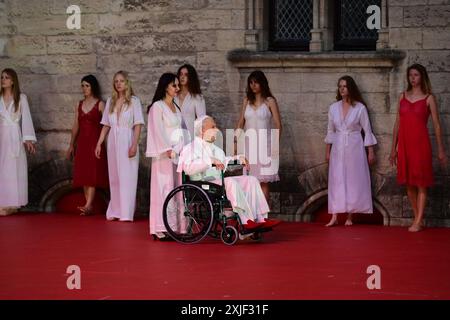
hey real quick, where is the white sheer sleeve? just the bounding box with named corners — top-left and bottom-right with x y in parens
top-left (20, 94), bottom-right (36, 142)
top-left (360, 104), bottom-right (377, 147)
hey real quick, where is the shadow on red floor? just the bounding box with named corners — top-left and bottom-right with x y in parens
top-left (313, 203), bottom-right (384, 225)
top-left (1, 211), bottom-right (449, 300)
top-left (55, 189), bottom-right (108, 215)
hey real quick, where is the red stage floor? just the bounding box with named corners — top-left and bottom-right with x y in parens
top-left (1, 212), bottom-right (449, 300)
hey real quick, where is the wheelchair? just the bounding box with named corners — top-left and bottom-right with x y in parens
top-left (162, 164), bottom-right (273, 245)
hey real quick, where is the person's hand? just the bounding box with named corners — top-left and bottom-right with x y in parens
top-left (211, 158), bottom-right (225, 171)
top-left (389, 151), bottom-right (397, 167)
top-left (438, 149), bottom-right (448, 168)
top-left (24, 141), bottom-right (36, 155)
top-left (368, 150), bottom-right (376, 166)
top-left (95, 144), bottom-right (102, 159)
top-left (66, 145), bottom-right (74, 161)
top-left (238, 155), bottom-right (250, 171)
top-left (166, 150), bottom-right (176, 159)
top-left (325, 150), bottom-right (330, 163)
top-left (128, 144), bottom-right (137, 158)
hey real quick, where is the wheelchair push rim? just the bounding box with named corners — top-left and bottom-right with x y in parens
top-left (162, 184), bottom-right (214, 244)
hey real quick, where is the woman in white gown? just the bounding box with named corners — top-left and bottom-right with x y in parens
top-left (146, 73), bottom-right (186, 240)
top-left (174, 64), bottom-right (206, 141)
top-left (235, 70), bottom-right (282, 205)
top-left (325, 76), bottom-right (377, 227)
top-left (95, 71), bottom-right (144, 222)
top-left (0, 68), bottom-right (36, 215)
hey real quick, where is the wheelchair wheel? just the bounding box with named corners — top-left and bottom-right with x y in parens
top-left (163, 184), bottom-right (214, 244)
top-left (221, 226), bottom-right (238, 245)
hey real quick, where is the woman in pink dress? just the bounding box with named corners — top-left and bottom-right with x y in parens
top-left (146, 73), bottom-right (186, 240)
top-left (235, 71), bottom-right (282, 205)
top-left (95, 71), bottom-right (144, 222)
top-left (389, 64), bottom-right (447, 232)
top-left (66, 75), bottom-right (109, 216)
top-left (0, 68), bottom-right (36, 215)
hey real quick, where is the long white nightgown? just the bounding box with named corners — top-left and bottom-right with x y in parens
top-left (325, 100), bottom-right (377, 214)
top-left (0, 94), bottom-right (36, 208)
top-left (146, 100), bottom-right (185, 235)
top-left (101, 96), bottom-right (145, 221)
top-left (174, 93), bottom-right (206, 141)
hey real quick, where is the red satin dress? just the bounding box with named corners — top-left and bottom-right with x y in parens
top-left (73, 100), bottom-right (109, 188)
top-left (397, 93), bottom-right (433, 187)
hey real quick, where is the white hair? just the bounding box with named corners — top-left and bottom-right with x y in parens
top-left (194, 115), bottom-right (213, 137)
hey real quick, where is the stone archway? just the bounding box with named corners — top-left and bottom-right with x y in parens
top-left (29, 158), bottom-right (108, 213)
top-left (296, 191), bottom-right (390, 226)
top-left (296, 164), bottom-right (391, 225)
top-left (28, 158), bottom-right (73, 211)
top-left (40, 179), bottom-right (73, 212)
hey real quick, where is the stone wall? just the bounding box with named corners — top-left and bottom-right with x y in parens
top-left (385, 0), bottom-right (450, 226)
top-left (0, 0), bottom-right (449, 226)
top-left (0, 0), bottom-right (247, 214)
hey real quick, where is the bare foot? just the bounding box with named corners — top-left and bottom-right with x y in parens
top-left (0, 208), bottom-right (14, 216)
top-left (78, 206), bottom-right (87, 215)
top-left (408, 224), bottom-right (423, 232)
top-left (345, 219), bottom-right (353, 226)
top-left (82, 206), bottom-right (93, 216)
top-left (325, 219), bottom-right (338, 227)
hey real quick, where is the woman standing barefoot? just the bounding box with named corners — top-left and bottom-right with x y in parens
top-left (390, 64), bottom-right (447, 232)
top-left (95, 71), bottom-right (144, 222)
top-left (67, 75), bottom-right (109, 216)
top-left (325, 76), bottom-right (377, 227)
top-left (0, 68), bottom-right (36, 215)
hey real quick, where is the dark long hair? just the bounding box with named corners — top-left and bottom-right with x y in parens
top-left (147, 73), bottom-right (178, 113)
top-left (1, 68), bottom-right (21, 112)
top-left (177, 64), bottom-right (201, 96)
top-left (336, 75), bottom-right (367, 107)
top-left (81, 74), bottom-right (102, 100)
top-left (407, 63), bottom-right (432, 95)
top-left (246, 70), bottom-right (274, 105)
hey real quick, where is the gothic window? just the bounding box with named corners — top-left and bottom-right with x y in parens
top-left (269, 0), bottom-right (313, 51)
top-left (334, 0), bottom-right (381, 50)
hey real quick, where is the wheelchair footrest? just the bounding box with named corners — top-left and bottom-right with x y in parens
top-left (240, 226), bottom-right (272, 235)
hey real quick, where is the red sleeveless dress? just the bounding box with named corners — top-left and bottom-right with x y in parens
top-left (397, 93), bottom-right (433, 187)
top-left (73, 100), bottom-right (109, 188)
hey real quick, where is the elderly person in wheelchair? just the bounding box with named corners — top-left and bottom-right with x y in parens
top-left (177, 115), bottom-right (280, 234)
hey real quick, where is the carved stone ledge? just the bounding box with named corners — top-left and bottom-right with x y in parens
top-left (227, 49), bottom-right (406, 69)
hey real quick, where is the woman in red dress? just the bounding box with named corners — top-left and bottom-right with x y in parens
top-left (390, 64), bottom-right (447, 232)
top-left (67, 75), bottom-right (109, 215)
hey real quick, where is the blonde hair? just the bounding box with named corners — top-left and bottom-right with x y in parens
top-left (110, 71), bottom-right (134, 113)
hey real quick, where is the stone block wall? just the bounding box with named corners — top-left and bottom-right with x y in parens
top-left (0, 0), bottom-right (449, 226)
